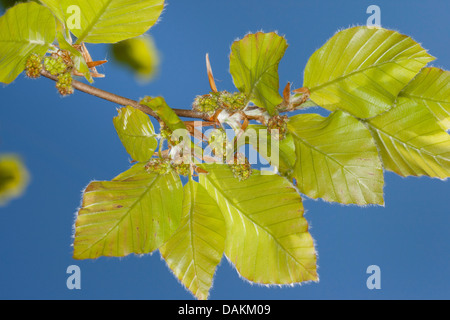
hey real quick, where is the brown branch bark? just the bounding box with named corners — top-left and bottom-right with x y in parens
top-left (40, 70), bottom-right (211, 121)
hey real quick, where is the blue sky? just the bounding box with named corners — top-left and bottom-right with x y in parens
top-left (0, 0), bottom-right (449, 299)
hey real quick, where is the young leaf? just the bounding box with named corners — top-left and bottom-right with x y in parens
top-left (366, 99), bottom-right (450, 179)
top-left (304, 26), bottom-right (434, 119)
top-left (113, 106), bottom-right (158, 162)
top-left (397, 67), bottom-right (450, 131)
top-left (199, 164), bottom-right (317, 285)
top-left (39, 0), bottom-right (65, 23)
top-left (41, 0), bottom-right (165, 44)
top-left (0, 154), bottom-right (29, 206)
top-left (140, 96), bottom-right (186, 132)
top-left (237, 125), bottom-right (296, 178)
top-left (73, 163), bottom-right (183, 259)
top-left (160, 180), bottom-right (226, 300)
top-left (287, 111), bottom-right (384, 205)
top-left (230, 32), bottom-right (288, 115)
top-left (0, 2), bottom-right (56, 83)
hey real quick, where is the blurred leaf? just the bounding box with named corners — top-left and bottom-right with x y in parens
top-left (73, 162), bottom-right (183, 259)
top-left (199, 164), bottom-right (317, 285)
top-left (288, 111), bottom-right (384, 205)
top-left (230, 32), bottom-right (288, 115)
top-left (111, 35), bottom-right (160, 81)
top-left (113, 106), bottom-right (158, 162)
top-left (304, 26), bottom-right (434, 119)
top-left (0, 2), bottom-right (56, 83)
top-left (0, 154), bottom-right (29, 206)
top-left (160, 179), bottom-right (226, 300)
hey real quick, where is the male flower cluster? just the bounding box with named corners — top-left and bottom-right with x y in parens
top-left (193, 91), bottom-right (246, 114)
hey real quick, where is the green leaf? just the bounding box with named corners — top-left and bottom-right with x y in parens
top-left (0, 2), bottom-right (56, 84)
top-left (113, 106), bottom-right (158, 162)
top-left (140, 96), bottom-right (186, 132)
top-left (140, 96), bottom-right (205, 163)
top-left (38, 0), bottom-right (65, 22)
top-left (398, 67), bottom-right (450, 131)
top-left (0, 154), bottom-right (29, 206)
top-left (288, 111), bottom-right (384, 205)
top-left (73, 163), bottom-right (183, 259)
top-left (237, 125), bottom-right (296, 178)
top-left (160, 179), bottom-right (226, 300)
top-left (41, 0), bottom-right (165, 44)
top-left (230, 32), bottom-right (288, 115)
top-left (199, 164), bottom-right (317, 285)
top-left (56, 31), bottom-right (93, 83)
top-left (366, 98), bottom-right (450, 179)
top-left (111, 35), bottom-right (160, 81)
top-left (304, 26), bottom-right (435, 119)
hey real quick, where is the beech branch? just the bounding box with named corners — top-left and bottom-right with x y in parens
top-left (40, 70), bottom-right (211, 121)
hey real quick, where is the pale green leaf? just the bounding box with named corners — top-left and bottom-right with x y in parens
top-left (0, 2), bottom-right (56, 83)
top-left (237, 125), bottom-right (296, 178)
top-left (73, 163), bottom-right (183, 259)
top-left (398, 67), bottom-right (450, 131)
top-left (140, 96), bottom-right (186, 132)
top-left (288, 111), bottom-right (384, 205)
top-left (113, 106), bottom-right (158, 162)
top-left (366, 98), bottom-right (450, 179)
top-left (160, 180), bottom-right (226, 300)
top-left (199, 164), bottom-right (317, 285)
top-left (304, 26), bottom-right (435, 119)
top-left (39, 0), bottom-right (65, 22)
top-left (111, 35), bottom-right (160, 81)
top-left (56, 31), bottom-right (93, 83)
top-left (41, 0), bottom-right (165, 44)
top-left (0, 154), bottom-right (29, 206)
top-left (230, 32), bottom-right (288, 115)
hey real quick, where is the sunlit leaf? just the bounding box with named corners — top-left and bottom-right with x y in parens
top-left (113, 106), bottom-right (158, 162)
top-left (288, 111), bottom-right (384, 205)
top-left (111, 35), bottom-right (160, 81)
top-left (0, 2), bottom-right (56, 83)
top-left (366, 98), bottom-right (450, 179)
top-left (237, 124), bottom-right (296, 178)
top-left (38, 0), bottom-right (64, 22)
top-left (140, 96), bottom-right (186, 132)
top-left (230, 32), bottom-right (288, 115)
top-left (160, 179), bottom-right (226, 300)
top-left (199, 164), bottom-right (317, 285)
top-left (304, 26), bottom-right (434, 118)
top-left (398, 67), bottom-right (450, 131)
top-left (40, 0), bottom-right (165, 44)
top-left (73, 163), bottom-right (183, 259)
top-left (0, 154), bottom-right (29, 206)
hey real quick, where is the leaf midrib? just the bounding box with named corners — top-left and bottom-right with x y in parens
top-left (366, 121), bottom-right (449, 160)
top-left (75, 0), bottom-right (112, 44)
top-left (288, 125), bottom-right (378, 180)
top-left (399, 92), bottom-right (450, 104)
top-left (203, 173), bottom-right (316, 279)
top-left (309, 56), bottom-right (428, 92)
top-left (77, 173), bottom-right (161, 257)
